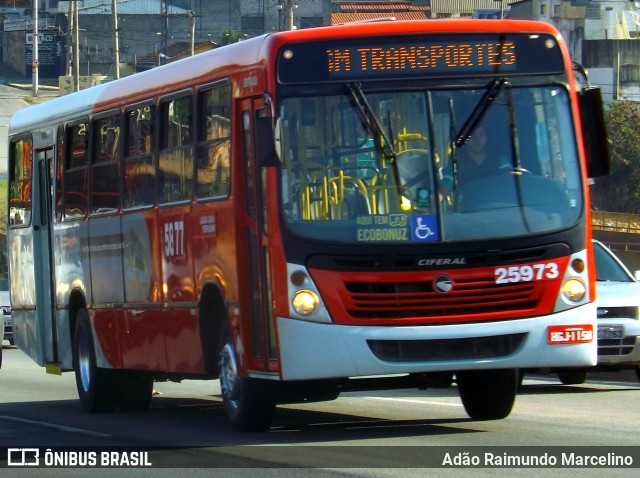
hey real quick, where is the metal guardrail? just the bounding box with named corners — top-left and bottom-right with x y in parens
top-left (592, 210), bottom-right (640, 234)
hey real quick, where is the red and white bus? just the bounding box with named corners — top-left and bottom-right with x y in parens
top-left (7, 19), bottom-right (609, 431)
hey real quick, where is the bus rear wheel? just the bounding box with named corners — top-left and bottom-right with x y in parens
top-left (114, 371), bottom-right (154, 411)
top-left (73, 309), bottom-right (117, 412)
top-left (219, 333), bottom-right (275, 432)
top-left (73, 309), bottom-right (153, 412)
top-left (456, 369), bottom-right (517, 420)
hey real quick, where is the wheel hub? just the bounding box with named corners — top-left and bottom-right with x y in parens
top-left (219, 343), bottom-right (240, 408)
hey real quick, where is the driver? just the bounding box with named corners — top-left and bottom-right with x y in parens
top-left (457, 125), bottom-right (496, 185)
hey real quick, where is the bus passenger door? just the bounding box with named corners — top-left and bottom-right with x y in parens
top-left (33, 148), bottom-right (58, 366)
top-left (240, 98), bottom-right (276, 373)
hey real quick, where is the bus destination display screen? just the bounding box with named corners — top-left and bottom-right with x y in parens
top-left (278, 34), bottom-right (564, 84)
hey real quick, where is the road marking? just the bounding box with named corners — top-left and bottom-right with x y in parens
top-left (363, 396), bottom-right (463, 407)
top-left (0, 415), bottom-right (112, 438)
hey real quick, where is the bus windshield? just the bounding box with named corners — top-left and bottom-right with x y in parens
top-left (279, 82), bottom-right (582, 243)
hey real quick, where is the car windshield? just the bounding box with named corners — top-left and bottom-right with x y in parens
top-left (593, 242), bottom-right (635, 283)
top-left (278, 83), bottom-right (582, 243)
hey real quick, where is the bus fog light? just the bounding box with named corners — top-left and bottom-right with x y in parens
top-left (570, 258), bottom-right (585, 274)
top-left (292, 290), bottom-right (319, 316)
top-left (561, 278), bottom-right (586, 302)
top-left (290, 270), bottom-right (308, 286)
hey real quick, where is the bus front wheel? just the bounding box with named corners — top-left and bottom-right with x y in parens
top-left (456, 369), bottom-right (517, 420)
top-left (557, 369), bottom-right (588, 385)
top-left (219, 333), bottom-right (275, 432)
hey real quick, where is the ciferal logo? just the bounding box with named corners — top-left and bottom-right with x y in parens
top-left (418, 257), bottom-right (466, 266)
top-left (434, 275), bottom-right (453, 294)
top-left (7, 448), bottom-right (40, 466)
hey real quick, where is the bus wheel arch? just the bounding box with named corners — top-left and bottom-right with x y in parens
top-left (67, 289), bottom-right (87, 353)
top-left (198, 281), bottom-right (229, 375)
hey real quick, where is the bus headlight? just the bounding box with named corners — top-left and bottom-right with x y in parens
top-left (561, 278), bottom-right (587, 303)
top-left (292, 290), bottom-right (319, 316)
top-left (287, 264), bottom-right (332, 323)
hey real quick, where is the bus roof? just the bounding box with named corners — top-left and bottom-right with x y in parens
top-left (8, 19), bottom-right (562, 136)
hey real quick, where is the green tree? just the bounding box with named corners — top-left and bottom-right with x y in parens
top-left (590, 101), bottom-right (640, 213)
top-left (220, 28), bottom-right (240, 45)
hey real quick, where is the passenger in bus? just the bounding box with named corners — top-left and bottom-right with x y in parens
top-left (206, 140), bottom-right (230, 196)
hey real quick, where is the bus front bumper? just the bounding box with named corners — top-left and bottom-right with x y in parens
top-left (276, 304), bottom-right (597, 381)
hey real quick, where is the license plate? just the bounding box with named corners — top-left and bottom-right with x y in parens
top-left (547, 324), bottom-right (594, 344)
top-left (598, 324), bottom-right (624, 340)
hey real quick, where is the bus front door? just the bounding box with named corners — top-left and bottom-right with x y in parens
top-left (33, 147), bottom-right (58, 369)
top-left (240, 99), bottom-right (277, 374)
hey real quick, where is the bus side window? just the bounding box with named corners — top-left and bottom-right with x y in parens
top-left (196, 82), bottom-right (231, 199)
top-left (91, 113), bottom-right (121, 214)
top-left (64, 121), bottom-right (89, 219)
top-left (159, 94), bottom-right (194, 204)
top-left (8, 137), bottom-right (33, 226)
top-left (55, 126), bottom-right (64, 221)
top-left (123, 104), bottom-right (155, 208)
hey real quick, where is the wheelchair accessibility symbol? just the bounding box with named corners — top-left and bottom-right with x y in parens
top-left (410, 215), bottom-right (439, 241)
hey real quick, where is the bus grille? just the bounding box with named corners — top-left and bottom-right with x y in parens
top-left (343, 278), bottom-right (542, 320)
top-left (368, 333), bottom-right (527, 362)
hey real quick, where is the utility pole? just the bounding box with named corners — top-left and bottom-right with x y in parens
top-left (73, 0), bottom-right (79, 91)
top-left (189, 0), bottom-right (195, 56)
top-left (112, 0), bottom-right (120, 79)
top-left (161, 0), bottom-right (168, 55)
top-left (66, 0), bottom-right (73, 76)
top-left (32, 0), bottom-right (38, 97)
top-left (284, 0), bottom-right (295, 31)
top-left (189, 10), bottom-right (195, 56)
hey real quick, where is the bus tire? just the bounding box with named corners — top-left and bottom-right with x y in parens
top-left (114, 371), bottom-right (154, 411)
top-left (557, 369), bottom-right (588, 385)
top-left (219, 332), bottom-right (275, 432)
top-left (73, 309), bottom-right (117, 413)
top-left (456, 369), bottom-right (517, 420)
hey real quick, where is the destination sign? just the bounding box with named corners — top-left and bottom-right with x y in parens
top-left (326, 42), bottom-right (516, 77)
top-left (278, 34), bottom-right (564, 84)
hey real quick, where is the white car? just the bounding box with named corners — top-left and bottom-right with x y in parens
top-left (533, 240), bottom-right (640, 386)
top-left (1, 277), bottom-right (12, 346)
top-left (592, 240), bottom-right (640, 377)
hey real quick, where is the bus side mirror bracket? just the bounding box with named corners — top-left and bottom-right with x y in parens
top-left (579, 86), bottom-right (610, 179)
top-left (256, 116), bottom-right (281, 167)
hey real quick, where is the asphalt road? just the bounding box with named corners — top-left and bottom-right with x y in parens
top-left (1, 342), bottom-right (639, 477)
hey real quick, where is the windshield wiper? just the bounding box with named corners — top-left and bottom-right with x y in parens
top-left (455, 77), bottom-right (507, 147)
top-left (347, 82), bottom-right (397, 162)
